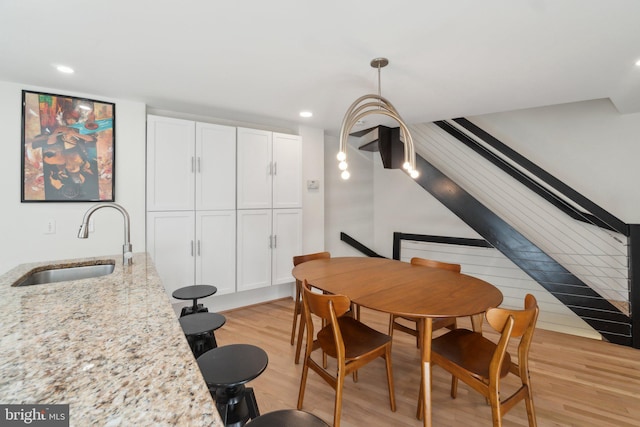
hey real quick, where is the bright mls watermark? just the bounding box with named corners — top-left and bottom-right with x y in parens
top-left (1, 405), bottom-right (69, 426)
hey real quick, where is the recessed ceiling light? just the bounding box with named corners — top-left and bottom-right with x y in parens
top-left (299, 111), bottom-right (313, 118)
top-left (635, 59), bottom-right (640, 67)
top-left (56, 65), bottom-right (75, 74)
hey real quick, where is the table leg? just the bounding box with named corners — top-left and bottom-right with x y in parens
top-left (417, 317), bottom-right (433, 427)
top-left (471, 313), bottom-right (484, 332)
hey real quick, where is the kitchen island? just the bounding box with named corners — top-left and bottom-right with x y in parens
top-left (0, 253), bottom-right (223, 426)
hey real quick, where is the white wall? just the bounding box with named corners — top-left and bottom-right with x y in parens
top-left (324, 134), bottom-right (375, 257)
top-left (373, 156), bottom-right (482, 258)
top-left (298, 125), bottom-right (325, 253)
top-left (0, 81), bottom-right (147, 275)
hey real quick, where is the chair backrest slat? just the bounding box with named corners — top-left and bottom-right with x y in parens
top-left (486, 298), bottom-right (537, 338)
top-left (302, 280), bottom-right (351, 319)
top-left (294, 251), bottom-right (331, 267)
top-left (410, 257), bottom-right (461, 273)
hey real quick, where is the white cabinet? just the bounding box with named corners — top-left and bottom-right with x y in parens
top-left (273, 132), bottom-right (303, 209)
top-left (237, 128), bottom-right (302, 209)
top-left (146, 211), bottom-right (195, 297)
top-left (146, 115), bottom-right (236, 298)
top-left (147, 210), bottom-right (236, 297)
top-left (147, 116), bottom-right (303, 302)
top-left (196, 210), bottom-right (236, 295)
top-left (271, 209), bottom-right (303, 285)
top-left (147, 116), bottom-right (195, 211)
top-left (236, 128), bottom-right (303, 291)
top-left (147, 116), bottom-right (236, 212)
top-left (236, 209), bottom-right (272, 291)
top-left (236, 209), bottom-right (302, 292)
top-left (195, 123), bottom-right (236, 211)
top-left (237, 128), bottom-right (272, 209)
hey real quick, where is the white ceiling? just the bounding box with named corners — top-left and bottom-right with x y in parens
top-left (1, 1), bottom-right (639, 135)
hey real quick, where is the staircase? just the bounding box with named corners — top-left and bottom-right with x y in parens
top-left (355, 123), bottom-right (634, 347)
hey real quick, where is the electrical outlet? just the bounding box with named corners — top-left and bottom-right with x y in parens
top-left (45, 218), bottom-right (56, 234)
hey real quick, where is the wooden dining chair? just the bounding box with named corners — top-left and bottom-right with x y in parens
top-left (430, 294), bottom-right (539, 427)
top-left (297, 280), bottom-right (396, 427)
top-left (389, 257), bottom-right (460, 347)
top-left (291, 251), bottom-right (331, 364)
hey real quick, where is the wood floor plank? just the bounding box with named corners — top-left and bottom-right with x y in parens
top-left (205, 298), bottom-right (640, 426)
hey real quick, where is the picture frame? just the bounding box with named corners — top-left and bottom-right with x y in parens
top-left (21, 90), bottom-right (115, 202)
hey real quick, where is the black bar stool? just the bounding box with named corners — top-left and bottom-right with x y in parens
top-left (246, 409), bottom-right (329, 426)
top-left (172, 285), bottom-right (217, 317)
top-left (197, 344), bottom-right (268, 427)
top-left (179, 312), bottom-right (226, 358)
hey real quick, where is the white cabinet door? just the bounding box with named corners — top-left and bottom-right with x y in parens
top-left (237, 128), bottom-right (272, 209)
top-left (273, 133), bottom-right (302, 209)
top-left (196, 123), bottom-right (236, 211)
top-left (237, 209), bottom-right (272, 291)
top-left (147, 116), bottom-right (195, 211)
top-left (196, 210), bottom-right (236, 295)
top-left (272, 209), bottom-right (303, 286)
top-left (147, 211), bottom-right (195, 297)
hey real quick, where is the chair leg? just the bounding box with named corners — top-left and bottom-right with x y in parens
top-left (334, 371), bottom-right (346, 427)
top-left (297, 356), bottom-right (309, 410)
top-left (384, 346), bottom-right (396, 412)
top-left (388, 314), bottom-right (395, 336)
top-left (294, 312), bottom-right (305, 364)
top-left (290, 281), bottom-right (302, 345)
top-left (451, 376), bottom-right (458, 399)
top-left (488, 387), bottom-right (502, 427)
top-left (416, 319), bottom-right (422, 348)
top-left (524, 386), bottom-right (538, 427)
top-left (417, 380), bottom-right (423, 420)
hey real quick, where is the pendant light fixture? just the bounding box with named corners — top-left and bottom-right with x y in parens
top-left (337, 58), bottom-right (418, 180)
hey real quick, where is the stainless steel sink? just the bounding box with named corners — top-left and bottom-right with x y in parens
top-left (12, 261), bottom-right (116, 287)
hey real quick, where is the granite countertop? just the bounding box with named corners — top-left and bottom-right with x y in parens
top-left (0, 253), bottom-right (223, 426)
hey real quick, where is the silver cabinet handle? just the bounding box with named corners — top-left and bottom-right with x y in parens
top-left (273, 235), bottom-right (277, 248)
top-left (191, 156), bottom-right (195, 173)
top-left (197, 157), bottom-right (201, 173)
top-left (197, 240), bottom-right (201, 256)
top-left (273, 161), bottom-right (277, 175)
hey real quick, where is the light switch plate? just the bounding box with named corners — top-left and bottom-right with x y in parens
top-left (307, 180), bottom-right (320, 190)
top-left (45, 218), bottom-right (56, 234)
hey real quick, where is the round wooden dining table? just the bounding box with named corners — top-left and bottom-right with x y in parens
top-left (292, 256), bottom-right (503, 427)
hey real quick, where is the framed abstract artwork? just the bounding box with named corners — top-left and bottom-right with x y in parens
top-left (21, 90), bottom-right (115, 202)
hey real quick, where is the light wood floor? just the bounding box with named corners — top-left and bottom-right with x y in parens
top-left (211, 298), bottom-right (640, 427)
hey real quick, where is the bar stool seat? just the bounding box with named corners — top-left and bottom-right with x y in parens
top-left (246, 409), bottom-right (329, 426)
top-left (172, 285), bottom-right (217, 317)
top-left (197, 344), bottom-right (268, 427)
top-left (179, 312), bottom-right (226, 358)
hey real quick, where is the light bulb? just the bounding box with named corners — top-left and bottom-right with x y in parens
top-left (337, 151), bottom-right (346, 161)
top-left (338, 161), bottom-right (348, 171)
top-left (341, 170), bottom-right (350, 180)
top-left (410, 169), bottom-right (419, 179)
top-left (403, 161), bottom-right (411, 170)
